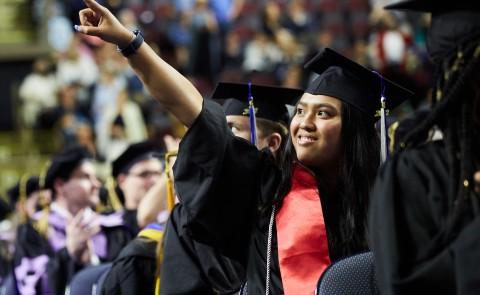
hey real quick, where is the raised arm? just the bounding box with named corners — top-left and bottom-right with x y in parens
top-left (77, 0), bottom-right (202, 127)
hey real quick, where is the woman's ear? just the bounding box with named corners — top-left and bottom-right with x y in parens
top-left (267, 132), bottom-right (282, 155)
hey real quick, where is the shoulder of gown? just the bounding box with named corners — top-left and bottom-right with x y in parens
top-left (370, 141), bottom-right (465, 294)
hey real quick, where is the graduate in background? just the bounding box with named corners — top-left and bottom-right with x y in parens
top-left (76, 2), bottom-right (412, 293)
top-left (1, 175), bottom-right (51, 289)
top-left (370, 1), bottom-right (480, 295)
top-left (160, 82), bottom-right (303, 294)
top-left (100, 222), bottom-right (164, 295)
top-left (0, 196), bottom-right (12, 287)
top-left (100, 140), bottom-right (175, 295)
top-left (6, 175), bottom-right (52, 221)
top-left (110, 140), bottom-right (166, 235)
top-left (10, 146), bottom-right (131, 295)
top-left (0, 197), bottom-right (12, 289)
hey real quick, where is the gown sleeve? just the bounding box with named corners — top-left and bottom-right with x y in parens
top-left (370, 142), bottom-right (480, 295)
top-left (160, 204), bottom-right (245, 295)
top-left (173, 99), bottom-right (277, 264)
top-left (47, 248), bottom-right (84, 295)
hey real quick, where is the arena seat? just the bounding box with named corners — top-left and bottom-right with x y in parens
top-left (316, 252), bottom-right (378, 295)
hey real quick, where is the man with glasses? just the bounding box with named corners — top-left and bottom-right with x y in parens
top-left (111, 140), bottom-right (165, 235)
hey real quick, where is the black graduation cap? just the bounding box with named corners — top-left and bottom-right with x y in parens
top-left (112, 140), bottom-right (166, 178)
top-left (304, 48), bottom-right (413, 121)
top-left (45, 146), bottom-right (93, 190)
top-left (384, 0), bottom-right (480, 13)
top-left (210, 82), bottom-right (304, 124)
top-left (0, 197), bottom-right (11, 220)
top-left (6, 176), bottom-right (41, 206)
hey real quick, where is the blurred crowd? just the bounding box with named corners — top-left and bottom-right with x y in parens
top-left (17, 0), bottom-right (432, 166)
top-left (0, 0), bottom-right (442, 294)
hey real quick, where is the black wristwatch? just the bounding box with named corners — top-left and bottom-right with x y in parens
top-left (118, 29), bottom-right (144, 57)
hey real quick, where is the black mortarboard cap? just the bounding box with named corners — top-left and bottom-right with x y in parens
top-left (112, 140), bottom-right (166, 178)
top-left (384, 0), bottom-right (480, 13)
top-left (304, 48), bottom-right (413, 121)
top-left (45, 146), bottom-right (93, 190)
top-left (0, 197), bottom-right (11, 220)
top-left (6, 176), bottom-right (41, 206)
top-left (210, 82), bottom-right (304, 124)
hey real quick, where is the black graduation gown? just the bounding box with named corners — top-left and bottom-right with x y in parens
top-left (100, 236), bottom-right (158, 295)
top-left (160, 203), bottom-right (245, 294)
top-left (173, 100), bottom-right (286, 294)
top-left (12, 213), bottom-right (131, 295)
top-left (370, 141), bottom-right (480, 295)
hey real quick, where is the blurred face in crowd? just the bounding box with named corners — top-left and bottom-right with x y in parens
top-left (290, 93), bottom-right (343, 169)
top-left (118, 158), bottom-right (164, 210)
top-left (226, 115), bottom-right (283, 156)
top-left (55, 161), bottom-right (101, 214)
top-left (227, 115), bottom-right (252, 143)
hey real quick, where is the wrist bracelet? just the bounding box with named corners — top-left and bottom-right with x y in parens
top-left (118, 29), bottom-right (144, 57)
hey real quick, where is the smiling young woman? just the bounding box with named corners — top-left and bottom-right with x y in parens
top-left (76, 2), bottom-right (413, 293)
top-left (169, 49), bottom-right (412, 295)
top-left (290, 94), bottom-right (343, 169)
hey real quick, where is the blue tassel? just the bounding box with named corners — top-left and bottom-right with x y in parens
top-left (248, 82), bottom-right (258, 146)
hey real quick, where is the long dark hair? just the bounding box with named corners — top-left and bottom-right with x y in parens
top-left (401, 39), bottom-right (480, 243)
top-left (274, 101), bottom-right (380, 261)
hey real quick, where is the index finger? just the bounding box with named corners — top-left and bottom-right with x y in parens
top-left (79, 9), bottom-right (95, 26)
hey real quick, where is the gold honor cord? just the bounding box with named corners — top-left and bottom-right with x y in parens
top-left (155, 150), bottom-right (178, 295)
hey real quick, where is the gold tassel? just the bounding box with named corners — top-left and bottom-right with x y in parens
top-left (388, 121), bottom-right (400, 154)
top-left (34, 207), bottom-right (50, 237)
top-left (106, 176), bottom-right (123, 212)
top-left (18, 173), bottom-right (31, 224)
top-left (37, 160), bottom-right (51, 209)
top-left (33, 161), bottom-right (51, 237)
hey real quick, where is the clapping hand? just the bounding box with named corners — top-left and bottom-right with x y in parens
top-left (66, 209), bottom-right (100, 264)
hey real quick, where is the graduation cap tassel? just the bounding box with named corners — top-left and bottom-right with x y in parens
top-left (34, 161), bottom-right (51, 237)
top-left (18, 173), bottom-right (30, 224)
top-left (106, 176), bottom-right (123, 211)
top-left (38, 160), bottom-right (50, 208)
top-left (373, 71), bottom-right (389, 164)
top-left (248, 82), bottom-right (258, 146)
